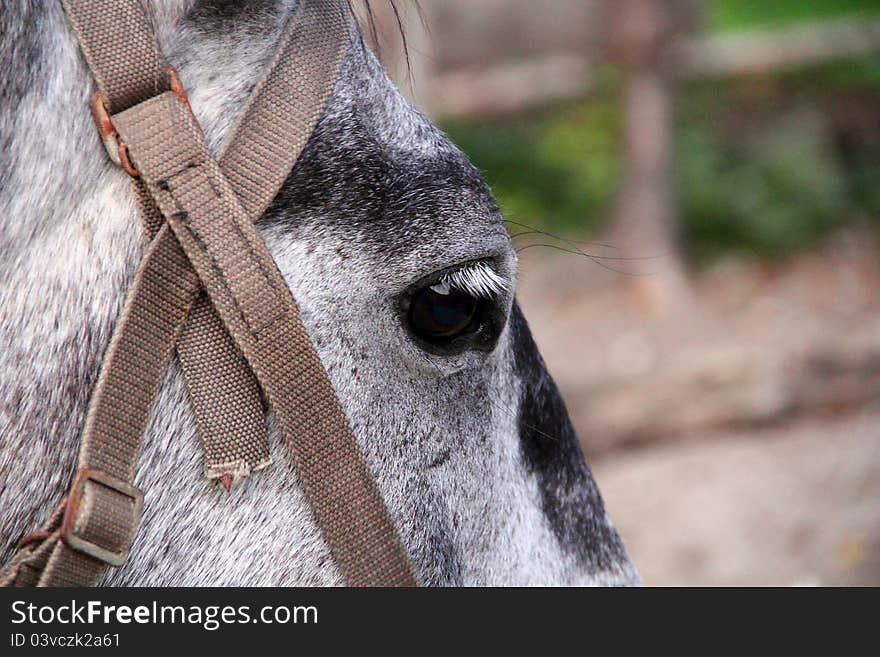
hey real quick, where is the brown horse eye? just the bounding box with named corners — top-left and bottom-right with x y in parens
top-left (408, 286), bottom-right (479, 342)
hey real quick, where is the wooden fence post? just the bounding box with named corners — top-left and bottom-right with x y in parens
top-left (603, 0), bottom-right (701, 314)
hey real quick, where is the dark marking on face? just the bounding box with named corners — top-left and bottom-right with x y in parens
top-left (509, 303), bottom-right (627, 572)
top-left (266, 128), bottom-right (498, 253)
top-left (187, 0), bottom-right (282, 29)
top-left (259, 53), bottom-right (501, 264)
top-left (427, 446), bottom-right (452, 469)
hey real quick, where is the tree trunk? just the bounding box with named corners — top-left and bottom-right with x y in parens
top-left (609, 63), bottom-right (689, 313)
top-left (603, 0), bottom-right (699, 314)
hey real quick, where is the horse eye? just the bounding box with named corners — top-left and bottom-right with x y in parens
top-left (408, 285), bottom-right (480, 343)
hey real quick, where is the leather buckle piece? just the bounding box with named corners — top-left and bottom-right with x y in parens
top-left (89, 65), bottom-right (195, 178)
top-left (60, 468), bottom-right (144, 567)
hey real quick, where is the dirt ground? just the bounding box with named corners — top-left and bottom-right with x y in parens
top-left (516, 228), bottom-right (880, 585)
top-left (594, 410), bottom-right (880, 585)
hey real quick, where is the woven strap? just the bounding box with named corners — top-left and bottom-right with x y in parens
top-left (58, 0), bottom-right (168, 113)
top-left (78, 5), bottom-right (271, 483)
top-left (131, 173), bottom-right (271, 484)
top-left (2, 0), bottom-right (417, 587)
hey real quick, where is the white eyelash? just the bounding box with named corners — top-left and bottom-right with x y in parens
top-left (431, 262), bottom-right (507, 298)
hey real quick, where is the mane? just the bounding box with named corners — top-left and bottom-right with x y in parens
top-left (347, 0), bottom-right (421, 79)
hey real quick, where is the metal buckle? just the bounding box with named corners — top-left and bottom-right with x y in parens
top-left (89, 66), bottom-right (194, 178)
top-left (90, 92), bottom-right (140, 177)
top-left (60, 468), bottom-right (144, 567)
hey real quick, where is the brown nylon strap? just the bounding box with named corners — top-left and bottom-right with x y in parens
top-left (173, 0), bottom-right (355, 480)
top-left (138, 178), bottom-right (271, 483)
top-left (80, 225), bottom-right (201, 480)
top-left (114, 90), bottom-right (416, 586)
top-left (173, 0), bottom-right (361, 481)
top-left (219, 0), bottom-right (349, 219)
top-left (177, 295), bottom-right (271, 481)
top-left (2, 0), bottom-right (417, 587)
top-left (60, 0), bottom-right (168, 113)
top-left (63, 0), bottom-right (274, 484)
top-left (0, 503), bottom-right (65, 587)
top-left (40, 225), bottom-right (200, 586)
top-left (63, 0), bottom-right (270, 483)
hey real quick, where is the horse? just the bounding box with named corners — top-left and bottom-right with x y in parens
top-left (0, 0), bottom-right (639, 586)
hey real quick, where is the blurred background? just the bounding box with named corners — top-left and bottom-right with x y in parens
top-left (360, 0), bottom-right (880, 585)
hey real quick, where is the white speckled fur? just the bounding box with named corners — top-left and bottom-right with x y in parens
top-left (0, 0), bottom-right (638, 586)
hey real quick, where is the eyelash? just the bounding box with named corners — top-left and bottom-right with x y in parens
top-left (430, 261), bottom-right (507, 299)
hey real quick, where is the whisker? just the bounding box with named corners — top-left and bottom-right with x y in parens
top-left (515, 243), bottom-right (658, 276)
top-left (508, 230), bottom-right (619, 251)
top-left (504, 219), bottom-right (620, 250)
top-left (510, 235), bottom-right (667, 261)
top-left (485, 397), bottom-right (560, 444)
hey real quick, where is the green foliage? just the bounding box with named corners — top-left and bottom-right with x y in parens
top-left (443, 101), bottom-right (621, 235)
top-left (708, 0), bottom-right (880, 32)
top-left (781, 56), bottom-right (880, 95)
top-left (677, 108), bottom-right (849, 262)
top-left (442, 54), bottom-right (880, 263)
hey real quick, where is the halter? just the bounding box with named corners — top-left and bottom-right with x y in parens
top-left (1, 0), bottom-right (417, 587)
